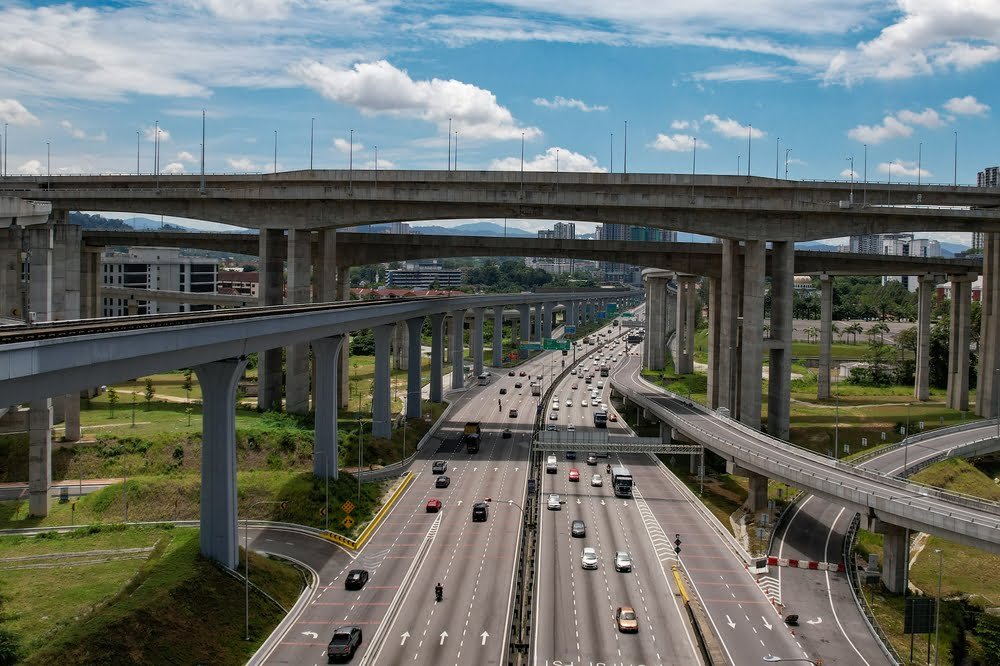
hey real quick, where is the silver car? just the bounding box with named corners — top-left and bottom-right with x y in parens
top-left (581, 547), bottom-right (599, 570)
top-left (614, 551), bottom-right (632, 572)
top-left (547, 493), bottom-right (562, 510)
top-left (591, 474), bottom-right (603, 487)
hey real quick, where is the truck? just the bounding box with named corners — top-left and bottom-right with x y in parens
top-left (583, 336), bottom-right (592, 344)
top-left (463, 422), bottom-right (481, 453)
top-left (531, 382), bottom-right (541, 397)
top-left (626, 333), bottom-right (642, 344)
top-left (593, 410), bottom-right (608, 428)
top-left (599, 365), bottom-right (610, 377)
top-left (611, 465), bottom-right (633, 498)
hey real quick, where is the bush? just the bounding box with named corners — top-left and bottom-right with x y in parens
top-left (172, 445), bottom-right (184, 462)
top-left (0, 627), bottom-right (22, 666)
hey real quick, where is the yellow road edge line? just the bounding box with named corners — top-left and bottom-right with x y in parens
top-left (319, 472), bottom-right (415, 551)
top-left (672, 565), bottom-right (690, 603)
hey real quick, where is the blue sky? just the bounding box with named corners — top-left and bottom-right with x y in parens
top-left (1, 0), bottom-right (998, 243)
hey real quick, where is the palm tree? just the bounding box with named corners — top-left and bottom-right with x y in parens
top-left (845, 322), bottom-right (863, 344)
top-left (874, 321), bottom-right (890, 344)
top-left (832, 322), bottom-right (843, 342)
top-left (805, 326), bottom-right (819, 344)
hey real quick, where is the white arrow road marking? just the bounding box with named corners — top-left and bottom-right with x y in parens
top-left (302, 631), bottom-right (318, 639)
top-left (807, 617), bottom-right (823, 625)
top-left (577, 498), bottom-right (582, 504)
top-left (600, 500), bottom-right (606, 506)
top-left (623, 501), bottom-right (629, 507)
top-left (400, 632), bottom-right (410, 645)
top-left (480, 631), bottom-right (489, 645)
top-left (494, 467), bottom-right (499, 472)
top-left (439, 631), bottom-right (448, 645)
top-left (726, 615), bottom-right (736, 629)
top-left (457, 500), bottom-right (463, 506)
top-left (761, 617), bottom-right (773, 630)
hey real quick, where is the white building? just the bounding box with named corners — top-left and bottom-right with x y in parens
top-left (880, 234), bottom-right (942, 291)
top-left (102, 247), bottom-right (218, 316)
top-left (386, 261), bottom-right (463, 289)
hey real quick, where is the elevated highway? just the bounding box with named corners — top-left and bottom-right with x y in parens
top-left (4, 171), bottom-right (1000, 240)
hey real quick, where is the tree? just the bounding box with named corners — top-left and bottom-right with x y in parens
top-left (832, 322), bottom-right (842, 342)
top-left (107, 386), bottom-right (119, 418)
top-left (181, 368), bottom-right (193, 394)
top-left (844, 322), bottom-right (863, 344)
top-left (349, 328), bottom-right (376, 356)
top-left (143, 378), bottom-right (154, 411)
top-left (895, 326), bottom-right (918, 359)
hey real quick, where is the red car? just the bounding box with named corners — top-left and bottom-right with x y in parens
top-left (571, 384), bottom-right (578, 390)
top-left (568, 468), bottom-right (580, 482)
top-left (426, 499), bottom-right (443, 513)
top-left (609, 413), bottom-right (618, 422)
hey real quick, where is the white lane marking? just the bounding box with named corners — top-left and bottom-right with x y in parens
top-left (823, 506), bottom-right (872, 666)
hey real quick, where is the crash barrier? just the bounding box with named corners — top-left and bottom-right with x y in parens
top-left (319, 472), bottom-right (414, 550)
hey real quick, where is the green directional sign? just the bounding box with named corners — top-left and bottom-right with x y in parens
top-left (620, 312), bottom-right (635, 318)
top-left (519, 342), bottom-right (543, 352)
top-left (607, 303), bottom-right (618, 314)
top-left (543, 338), bottom-right (571, 351)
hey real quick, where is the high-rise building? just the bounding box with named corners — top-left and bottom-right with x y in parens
top-left (977, 166), bottom-right (999, 188)
top-left (102, 247), bottom-right (218, 316)
top-left (849, 234), bottom-right (882, 254)
top-left (533, 222), bottom-right (579, 273)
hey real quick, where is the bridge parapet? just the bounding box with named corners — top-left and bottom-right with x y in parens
top-left (0, 197), bottom-right (52, 228)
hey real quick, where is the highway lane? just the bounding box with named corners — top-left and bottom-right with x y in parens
top-left (533, 327), bottom-right (703, 665)
top-left (612, 347), bottom-right (818, 666)
top-left (259, 348), bottom-right (560, 665)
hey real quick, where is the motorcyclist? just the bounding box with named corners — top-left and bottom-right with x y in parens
top-left (498, 398), bottom-right (502, 412)
top-left (606, 463), bottom-right (612, 474)
top-left (435, 582), bottom-right (443, 601)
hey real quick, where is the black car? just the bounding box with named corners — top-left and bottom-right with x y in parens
top-left (435, 475), bottom-right (451, 488)
top-left (502, 428), bottom-right (512, 438)
top-left (432, 460), bottom-right (447, 474)
top-left (327, 626), bottom-right (362, 662)
top-left (565, 451), bottom-right (577, 460)
top-left (508, 370), bottom-right (516, 376)
top-left (472, 501), bottom-right (489, 522)
top-left (508, 408), bottom-right (518, 418)
top-left (344, 569), bottom-right (369, 590)
top-left (571, 519), bottom-right (586, 537)
top-left (514, 382), bottom-right (523, 389)
top-left (499, 387), bottom-right (508, 395)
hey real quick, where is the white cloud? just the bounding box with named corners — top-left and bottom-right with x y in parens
top-left (944, 95), bottom-right (990, 116)
top-left (670, 120), bottom-right (690, 130)
top-left (533, 96), bottom-right (607, 112)
top-left (143, 126), bottom-right (171, 142)
top-left (0, 99), bottom-right (39, 125)
top-left (877, 160), bottom-right (932, 180)
top-left (290, 59), bottom-right (541, 141)
top-left (17, 159), bottom-right (43, 175)
top-left (227, 157), bottom-right (266, 172)
top-left (488, 146), bottom-right (606, 172)
top-left (187, 0), bottom-right (300, 21)
top-left (332, 137), bottom-right (364, 154)
top-left (162, 162), bottom-right (185, 174)
top-left (649, 134), bottom-right (704, 152)
top-left (692, 64), bottom-right (784, 82)
top-left (702, 114), bottom-right (765, 139)
top-left (847, 116), bottom-right (913, 144)
top-left (840, 168), bottom-right (858, 179)
top-left (60, 120), bottom-right (107, 141)
top-left (176, 151), bottom-right (196, 163)
top-left (896, 107), bottom-right (943, 128)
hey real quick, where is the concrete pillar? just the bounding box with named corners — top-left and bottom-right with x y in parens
top-left (659, 421), bottom-right (672, 443)
top-left (492, 308), bottom-right (504, 367)
top-left (406, 317), bottom-right (424, 418)
top-left (767, 241), bottom-right (794, 440)
top-left (541, 303), bottom-right (552, 339)
top-left (429, 313), bottom-right (445, 403)
top-left (443, 316), bottom-right (451, 363)
top-left (948, 278), bottom-right (973, 411)
top-left (707, 277), bottom-right (722, 409)
top-left (28, 398), bottom-right (52, 517)
top-left (312, 335), bottom-right (344, 480)
top-left (518, 304), bottom-right (531, 343)
top-left (286, 229), bottom-right (311, 414)
top-left (451, 310), bottom-right (465, 389)
top-left (718, 240), bottom-right (743, 416)
top-left (685, 278), bottom-right (696, 371)
top-left (54, 220), bottom-right (82, 440)
top-left (675, 277), bottom-right (692, 374)
top-left (393, 321), bottom-right (408, 370)
top-left (27, 224), bottom-right (54, 322)
top-left (317, 229), bottom-right (338, 303)
top-left (472, 308), bottom-right (485, 376)
top-left (372, 324), bottom-right (393, 439)
top-left (746, 472), bottom-right (768, 513)
top-left (194, 357), bottom-right (249, 569)
top-left (914, 275), bottom-right (934, 401)
top-left (818, 275), bottom-right (834, 400)
top-left (80, 247), bottom-right (102, 318)
top-left (740, 241), bottom-right (765, 429)
top-left (646, 276), bottom-right (666, 370)
top-left (879, 523), bottom-right (909, 594)
top-left (257, 229), bottom-right (284, 411)
top-left (337, 266), bottom-right (350, 409)
top-left (533, 302), bottom-right (543, 341)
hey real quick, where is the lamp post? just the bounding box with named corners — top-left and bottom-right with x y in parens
top-left (244, 499), bottom-right (285, 641)
top-left (917, 142), bottom-right (922, 186)
top-left (357, 418), bottom-right (365, 503)
top-left (784, 147), bottom-right (792, 179)
top-left (903, 402), bottom-right (911, 475)
top-left (834, 393), bottom-right (840, 459)
top-left (847, 156), bottom-right (854, 203)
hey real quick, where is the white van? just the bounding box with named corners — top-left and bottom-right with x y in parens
top-left (546, 456), bottom-right (558, 474)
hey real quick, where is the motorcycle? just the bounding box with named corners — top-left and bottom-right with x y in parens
top-left (606, 464), bottom-right (612, 474)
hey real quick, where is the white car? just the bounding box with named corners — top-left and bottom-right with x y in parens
top-left (581, 547), bottom-right (599, 570)
top-left (548, 493), bottom-right (562, 510)
top-left (567, 424), bottom-right (576, 431)
top-left (600, 403), bottom-right (608, 411)
top-left (566, 399), bottom-right (573, 407)
top-left (580, 400), bottom-right (587, 407)
top-left (549, 411), bottom-right (558, 420)
top-left (591, 474), bottom-right (603, 487)
top-left (597, 381), bottom-right (605, 388)
top-left (592, 398), bottom-right (599, 406)
top-left (614, 551), bottom-right (632, 572)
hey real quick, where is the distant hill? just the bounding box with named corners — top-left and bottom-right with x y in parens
top-left (412, 221), bottom-right (535, 237)
top-left (796, 241), bottom-right (841, 252)
top-left (69, 212), bottom-right (189, 232)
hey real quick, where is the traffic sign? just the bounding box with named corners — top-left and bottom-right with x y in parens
top-left (564, 325), bottom-right (577, 334)
top-left (607, 303), bottom-right (618, 314)
top-left (520, 342), bottom-right (542, 352)
top-left (543, 338), bottom-right (570, 351)
top-left (341, 500), bottom-right (355, 514)
top-left (342, 515), bottom-right (355, 529)
top-left (597, 312), bottom-right (606, 319)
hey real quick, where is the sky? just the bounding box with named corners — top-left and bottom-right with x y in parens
top-left (2, 1), bottom-right (999, 245)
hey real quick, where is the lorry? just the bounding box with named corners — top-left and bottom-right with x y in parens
top-left (531, 382), bottom-right (541, 397)
top-left (593, 410), bottom-right (608, 428)
top-left (611, 465), bottom-right (633, 498)
top-left (463, 422), bottom-right (481, 453)
top-left (599, 365), bottom-right (610, 377)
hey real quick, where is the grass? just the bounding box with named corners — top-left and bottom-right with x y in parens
top-left (0, 525), bottom-right (303, 665)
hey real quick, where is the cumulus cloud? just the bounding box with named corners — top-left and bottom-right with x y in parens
top-left (0, 99), bottom-right (40, 125)
top-left (533, 96), bottom-right (607, 112)
top-left (878, 160), bottom-right (931, 180)
top-left (702, 114), bottom-right (765, 139)
top-left (649, 134), bottom-right (704, 152)
top-left (227, 157), bottom-right (267, 172)
top-left (162, 162), bottom-right (185, 174)
top-left (944, 95), bottom-right (990, 116)
top-left (290, 59), bottom-right (541, 141)
top-left (176, 151), bottom-right (196, 163)
top-left (17, 159), bottom-right (43, 175)
top-left (670, 120), bottom-right (690, 130)
top-left (332, 137), bottom-right (363, 154)
top-left (143, 126), bottom-right (171, 142)
top-left (60, 120), bottom-right (107, 141)
top-left (847, 116), bottom-right (913, 144)
top-left (896, 108), bottom-right (943, 128)
top-left (488, 146), bottom-right (606, 172)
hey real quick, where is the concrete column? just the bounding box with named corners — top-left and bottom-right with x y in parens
top-left (685, 277), bottom-right (696, 371)
top-left (27, 224), bottom-right (54, 322)
top-left (337, 266), bottom-right (350, 409)
top-left (647, 276), bottom-right (666, 370)
top-left (675, 277), bottom-right (693, 374)
top-left (443, 316), bottom-right (451, 363)
top-left (472, 308), bottom-right (485, 376)
top-left (317, 229), bottom-right (338, 303)
top-left (718, 240), bottom-right (743, 416)
top-left (429, 313), bottom-right (445, 403)
top-left (642, 289), bottom-right (652, 368)
top-left (767, 241), bottom-right (794, 440)
top-left (80, 247), bottom-right (102, 318)
top-left (393, 321), bottom-right (408, 370)
top-left (451, 310), bottom-right (465, 389)
top-left (707, 277), bottom-right (722, 409)
top-left (818, 275), bottom-right (834, 400)
top-left (28, 398), bottom-right (52, 517)
top-left (914, 275), bottom-right (934, 401)
top-left (740, 240), bottom-right (765, 430)
top-left (746, 472), bottom-right (768, 513)
top-left (541, 303), bottom-right (552, 339)
top-left (518, 304), bottom-right (531, 343)
top-left (194, 357), bottom-right (249, 569)
top-left (533, 302), bottom-right (543, 341)
top-left (286, 229), bottom-right (311, 414)
top-left (54, 221), bottom-right (82, 440)
top-left (257, 228), bottom-right (284, 411)
top-left (371, 324), bottom-right (393, 439)
top-left (406, 317), bottom-right (424, 418)
top-left (948, 278), bottom-right (972, 411)
top-left (879, 523), bottom-right (909, 594)
top-left (312, 335), bottom-right (344, 480)
top-left (492, 308), bottom-right (504, 367)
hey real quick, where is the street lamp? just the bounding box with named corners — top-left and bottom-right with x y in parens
top-left (784, 147), bottom-right (792, 179)
top-left (244, 499), bottom-right (286, 641)
top-left (834, 394), bottom-right (840, 459)
top-left (847, 156), bottom-right (854, 203)
top-left (357, 419), bottom-right (365, 503)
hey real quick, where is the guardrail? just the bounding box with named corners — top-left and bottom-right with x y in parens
top-left (319, 473), bottom-right (414, 550)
